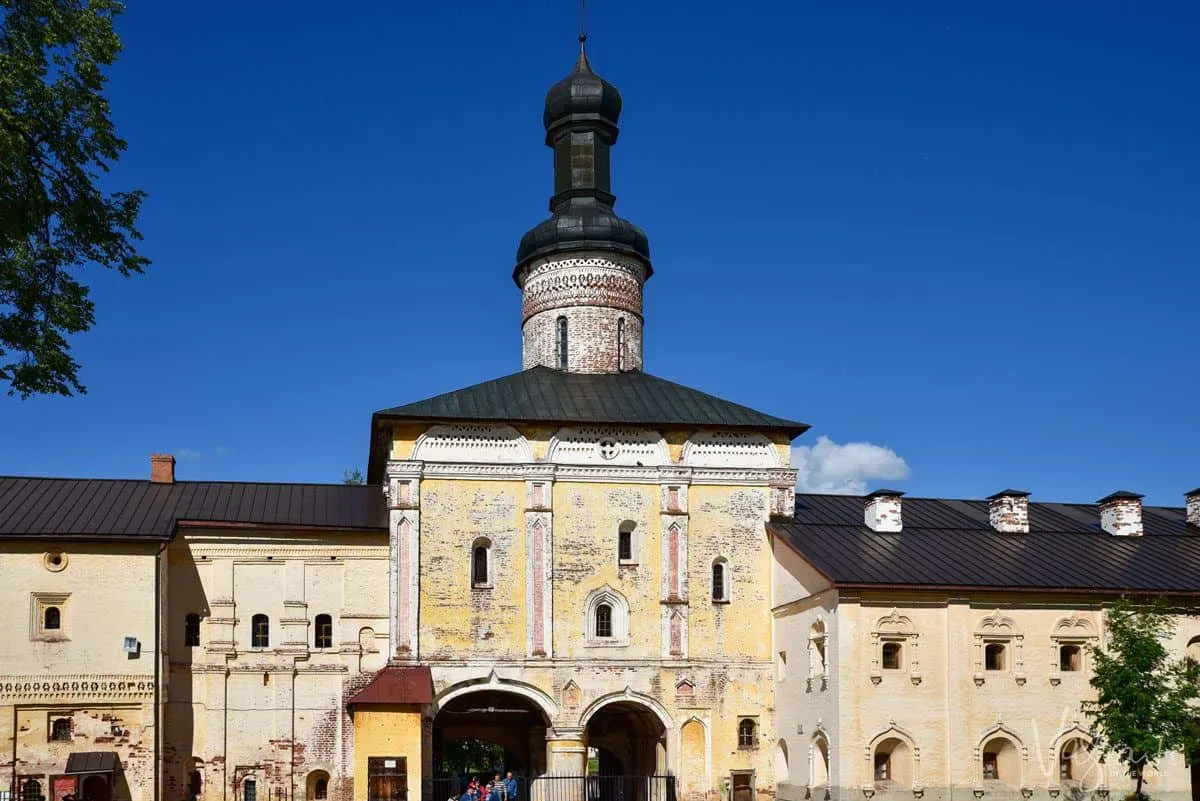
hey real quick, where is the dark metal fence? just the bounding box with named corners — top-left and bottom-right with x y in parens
top-left (427, 776), bottom-right (676, 801)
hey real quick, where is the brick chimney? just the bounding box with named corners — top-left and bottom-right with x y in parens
top-left (1186, 488), bottom-right (1200, 528)
top-left (1097, 491), bottom-right (1143, 537)
top-left (864, 489), bottom-right (904, 533)
top-left (987, 490), bottom-right (1030, 534)
top-left (150, 454), bottom-right (176, 484)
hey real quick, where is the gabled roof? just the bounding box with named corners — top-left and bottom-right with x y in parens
top-left (347, 666), bottom-right (434, 708)
top-left (0, 477), bottom-right (387, 539)
top-left (769, 494), bottom-right (1200, 594)
top-left (369, 366), bottom-right (807, 482)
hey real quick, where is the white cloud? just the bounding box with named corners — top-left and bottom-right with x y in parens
top-left (791, 436), bottom-right (910, 495)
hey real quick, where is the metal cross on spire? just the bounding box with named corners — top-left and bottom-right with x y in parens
top-left (579, 0), bottom-right (587, 45)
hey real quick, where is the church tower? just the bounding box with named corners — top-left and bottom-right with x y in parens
top-left (515, 35), bottom-right (652, 374)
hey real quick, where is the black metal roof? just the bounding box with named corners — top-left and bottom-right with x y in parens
top-left (65, 752), bottom-right (121, 775)
top-left (0, 477), bottom-right (387, 539)
top-left (770, 493), bottom-right (1200, 593)
top-left (373, 366), bottom-right (808, 431)
top-left (543, 37), bottom-right (622, 137)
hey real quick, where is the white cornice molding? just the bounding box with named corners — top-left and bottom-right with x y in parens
top-left (391, 459), bottom-right (796, 488)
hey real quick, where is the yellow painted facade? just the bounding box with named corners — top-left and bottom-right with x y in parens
top-left (350, 708), bottom-right (424, 801)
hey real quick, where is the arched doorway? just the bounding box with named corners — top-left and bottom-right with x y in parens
top-left (432, 688), bottom-right (551, 788)
top-left (584, 700), bottom-right (667, 776)
top-left (81, 775), bottom-right (112, 801)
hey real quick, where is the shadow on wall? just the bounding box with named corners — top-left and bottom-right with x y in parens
top-left (165, 541), bottom-right (206, 797)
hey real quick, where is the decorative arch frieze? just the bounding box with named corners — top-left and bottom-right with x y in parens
top-left (870, 609), bottom-right (921, 686)
top-left (548, 426), bottom-right (670, 466)
top-left (682, 431), bottom-right (781, 468)
top-left (412, 424), bottom-right (533, 464)
top-left (973, 610), bottom-right (1025, 686)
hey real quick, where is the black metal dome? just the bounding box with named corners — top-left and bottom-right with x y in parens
top-left (543, 38), bottom-right (622, 141)
top-left (514, 36), bottom-right (652, 279)
top-left (516, 205), bottom-right (650, 267)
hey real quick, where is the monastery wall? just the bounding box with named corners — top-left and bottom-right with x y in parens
top-left (774, 588), bottom-right (1200, 801)
top-left (0, 540), bottom-right (162, 801)
top-left (164, 532), bottom-right (389, 801)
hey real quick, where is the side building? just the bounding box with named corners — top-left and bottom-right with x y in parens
top-left (770, 489), bottom-right (1200, 801)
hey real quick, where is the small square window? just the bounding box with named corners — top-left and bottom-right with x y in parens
top-left (1060, 644), bottom-right (1082, 672)
top-left (985, 643), bottom-right (1006, 671)
top-left (31, 593), bottom-right (70, 641)
top-left (49, 717), bottom-right (72, 742)
top-left (881, 642), bottom-right (902, 670)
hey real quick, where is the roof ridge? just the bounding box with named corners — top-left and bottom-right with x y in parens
top-left (0, 475), bottom-right (381, 490)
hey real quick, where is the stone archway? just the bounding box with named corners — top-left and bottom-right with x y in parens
top-left (581, 695), bottom-right (671, 785)
top-left (432, 687), bottom-right (552, 783)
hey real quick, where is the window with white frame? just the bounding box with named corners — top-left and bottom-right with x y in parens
top-left (30, 592), bottom-right (70, 641)
top-left (584, 586), bottom-right (630, 645)
top-left (808, 620), bottom-right (827, 689)
top-left (973, 610), bottom-right (1023, 684)
top-left (871, 609), bottom-right (920, 684)
top-left (1050, 614), bottom-right (1096, 684)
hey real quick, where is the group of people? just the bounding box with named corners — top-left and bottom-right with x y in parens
top-left (452, 772), bottom-right (518, 801)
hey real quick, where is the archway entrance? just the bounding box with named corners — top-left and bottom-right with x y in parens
top-left (432, 689), bottom-right (550, 790)
top-left (585, 701), bottom-right (667, 776)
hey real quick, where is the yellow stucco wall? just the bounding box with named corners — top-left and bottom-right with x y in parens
top-left (351, 706), bottom-right (423, 801)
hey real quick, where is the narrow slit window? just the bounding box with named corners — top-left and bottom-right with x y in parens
top-left (595, 603), bottom-right (613, 638)
top-left (185, 613), bottom-right (201, 647)
top-left (712, 561), bottom-right (728, 602)
top-left (43, 606), bottom-right (61, 630)
top-left (314, 614), bottom-right (333, 648)
top-left (874, 752), bottom-right (891, 781)
top-left (618, 530), bottom-right (632, 561)
top-left (556, 316), bottom-right (568, 370)
top-left (472, 545), bottom-right (489, 587)
top-left (251, 614), bottom-right (269, 649)
top-left (982, 752), bottom-right (999, 780)
top-left (617, 317), bottom-right (626, 370)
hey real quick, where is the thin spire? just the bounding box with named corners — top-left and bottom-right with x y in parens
top-left (579, 0), bottom-right (587, 43)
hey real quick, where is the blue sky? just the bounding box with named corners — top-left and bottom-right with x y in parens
top-left (3, 1), bottom-right (1198, 505)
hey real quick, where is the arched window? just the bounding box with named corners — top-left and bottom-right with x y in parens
top-left (1058, 737), bottom-right (1098, 788)
top-left (251, 614), bottom-right (269, 649)
top-left (50, 717), bottom-right (72, 741)
top-left (243, 777), bottom-right (257, 801)
top-left (809, 620), bottom-right (827, 684)
top-left (595, 604), bottom-right (613, 638)
top-left (21, 779), bottom-right (42, 801)
top-left (812, 733), bottom-right (830, 787)
top-left (617, 317), bottom-right (626, 371)
top-left (873, 737), bottom-right (912, 785)
top-left (556, 316), bottom-right (568, 370)
top-left (43, 606), bottom-right (61, 630)
top-left (471, 538), bottom-right (492, 588)
top-left (307, 770), bottom-right (331, 801)
top-left (314, 614), bottom-right (333, 649)
top-left (982, 736), bottom-right (1019, 784)
top-left (712, 558), bottom-right (729, 603)
top-left (185, 613), bottom-right (201, 647)
top-left (617, 520), bottom-right (636, 564)
top-left (738, 718), bottom-right (757, 749)
top-left (189, 771), bottom-right (203, 798)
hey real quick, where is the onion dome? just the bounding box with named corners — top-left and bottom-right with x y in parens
top-left (514, 35), bottom-right (652, 279)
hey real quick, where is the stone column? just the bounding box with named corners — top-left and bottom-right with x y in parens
top-left (545, 729), bottom-right (587, 774)
top-left (525, 467), bottom-right (556, 658)
top-left (386, 462), bottom-right (422, 660)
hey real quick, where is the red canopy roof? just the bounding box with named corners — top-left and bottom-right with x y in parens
top-left (347, 666), bottom-right (434, 707)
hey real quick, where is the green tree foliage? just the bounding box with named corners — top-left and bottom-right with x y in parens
top-left (1083, 598), bottom-right (1199, 800)
top-left (0, 0), bottom-right (147, 397)
top-left (441, 739), bottom-right (507, 776)
top-left (342, 468), bottom-right (364, 485)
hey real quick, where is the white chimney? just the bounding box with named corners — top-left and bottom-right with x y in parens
top-left (864, 490), bottom-right (904, 533)
top-left (1186, 489), bottom-right (1200, 528)
top-left (1098, 491), bottom-right (1143, 537)
top-left (988, 490), bottom-right (1030, 534)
